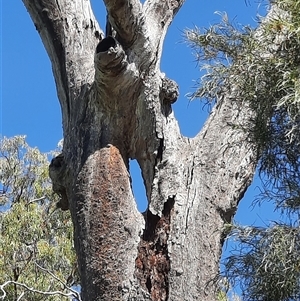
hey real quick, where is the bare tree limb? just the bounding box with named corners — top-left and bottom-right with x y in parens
top-left (103, 0), bottom-right (143, 48)
top-left (144, 0), bottom-right (185, 23)
top-left (0, 262), bottom-right (81, 301)
top-left (194, 97), bottom-right (257, 219)
top-left (34, 262), bottom-right (69, 288)
top-left (28, 196), bottom-right (46, 205)
top-left (22, 0), bottom-right (102, 129)
top-left (0, 280), bottom-right (81, 300)
top-left (102, 0), bottom-right (185, 70)
top-left (22, 0), bottom-right (70, 116)
top-left (16, 291), bottom-right (25, 301)
top-left (143, 0), bottom-right (185, 39)
top-left (34, 262), bottom-right (78, 293)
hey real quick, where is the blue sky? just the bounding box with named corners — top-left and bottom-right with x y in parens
top-left (1, 0), bottom-right (282, 242)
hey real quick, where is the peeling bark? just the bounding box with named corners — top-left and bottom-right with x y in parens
top-left (23, 0), bottom-right (258, 300)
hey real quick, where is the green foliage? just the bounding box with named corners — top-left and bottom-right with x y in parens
top-left (1, 136), bottom-right (53, 206)
top-left (224, 224), bottom-right (300, 301)
top-left (0, 136), bottom-right (78, 300)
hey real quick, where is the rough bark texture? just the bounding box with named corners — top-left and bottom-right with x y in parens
top-left (23, 0), bottom-right (257, 300)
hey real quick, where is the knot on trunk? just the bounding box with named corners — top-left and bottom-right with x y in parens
top-left (160, 77), bottom-right (179, 105)
top-left (96, 36), bottom-right (116, 53)
top-left (94, 36), bottom-right (127, 76)
top-left (49, 153), bottom-right (69, 210)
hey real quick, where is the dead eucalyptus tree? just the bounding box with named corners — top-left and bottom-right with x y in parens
top-left (21, 0), bottom-right (258, 300)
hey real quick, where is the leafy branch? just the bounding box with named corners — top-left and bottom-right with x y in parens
top-left (223, 223), bottom-right (300, 301)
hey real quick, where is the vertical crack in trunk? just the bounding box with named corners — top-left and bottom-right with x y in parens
top-left (135, 197), bottom-right (175, 301)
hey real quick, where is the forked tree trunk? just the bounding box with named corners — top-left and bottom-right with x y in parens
top-left (23, 0), bottom-right (257, 300)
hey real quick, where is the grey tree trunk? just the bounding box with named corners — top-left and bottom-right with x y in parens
top-left (22, 0), bottom-right (257, 300)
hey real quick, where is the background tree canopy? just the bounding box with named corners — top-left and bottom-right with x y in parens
top-left (0, 136), bottom-right (78, 300)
